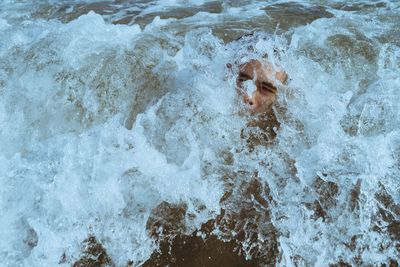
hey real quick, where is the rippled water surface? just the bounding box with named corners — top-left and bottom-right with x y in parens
top-left (0, 0), bottom-right (399, 266)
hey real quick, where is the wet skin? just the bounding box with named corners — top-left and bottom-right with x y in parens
top-left (236, 59), bottom-right (287, 113)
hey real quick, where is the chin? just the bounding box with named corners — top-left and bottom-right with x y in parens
top-left (247, 104), bottom-right (272, 115)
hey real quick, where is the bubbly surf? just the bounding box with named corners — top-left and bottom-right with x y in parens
top-left (0, 0), bottom-right (399, 266)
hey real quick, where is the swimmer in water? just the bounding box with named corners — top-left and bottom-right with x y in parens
top-left (235, 59), bottom-right (287, 113)
top-left (232, 59), bottom-right (287, 149)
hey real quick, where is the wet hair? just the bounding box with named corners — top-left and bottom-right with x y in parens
top-left (226, 32), bottom-right (286, 72)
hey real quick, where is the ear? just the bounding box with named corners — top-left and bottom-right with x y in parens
top-left (275, 70), bottom-right (288, 84)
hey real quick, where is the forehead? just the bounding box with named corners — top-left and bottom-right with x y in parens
top-left (239, 60), bottom-right (274, 81)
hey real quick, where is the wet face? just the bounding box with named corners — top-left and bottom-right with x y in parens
top-left (236, 59), bottom-right (287, 113)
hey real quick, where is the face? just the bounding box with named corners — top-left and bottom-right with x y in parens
top-left (236, 59), bottom-right (287, 113)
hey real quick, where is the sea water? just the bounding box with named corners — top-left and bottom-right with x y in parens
top-left (0, 0), bottom-right (399, 266)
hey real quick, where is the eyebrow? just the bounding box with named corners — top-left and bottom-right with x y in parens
top-left (261, 81), bottom-right (277, 93)
top-left (238, 71), bottom-right (252, 80)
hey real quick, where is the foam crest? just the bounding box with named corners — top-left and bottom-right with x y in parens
top-left (1, 1), bottom-right (399, 266)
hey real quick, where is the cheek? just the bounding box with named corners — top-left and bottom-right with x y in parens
top-left (253, 92), bottom-right (274, 106)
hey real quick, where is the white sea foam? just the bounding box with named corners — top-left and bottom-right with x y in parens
top-left (1, 0), bottom-right (399, 266)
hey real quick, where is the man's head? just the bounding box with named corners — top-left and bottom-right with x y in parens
top-left (236, 59), bottom-right (287, 113)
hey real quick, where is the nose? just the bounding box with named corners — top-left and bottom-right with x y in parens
top-left (243, 95), bottom-right (254, 106)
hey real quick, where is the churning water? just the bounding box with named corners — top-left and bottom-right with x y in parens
top-left (0, 0), bottom-right (399, 266)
